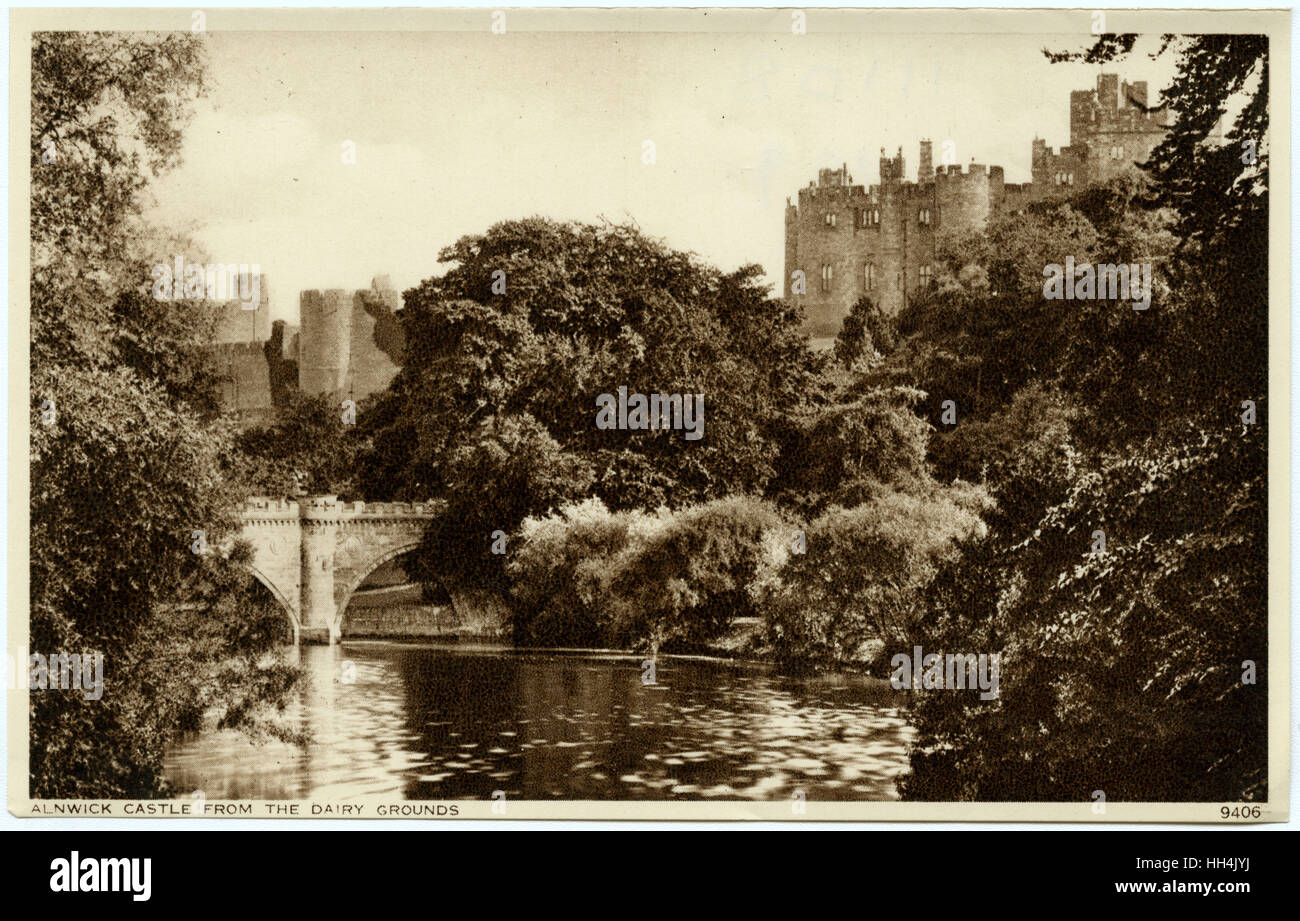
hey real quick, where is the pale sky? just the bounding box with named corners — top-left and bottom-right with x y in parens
top-left (145, 30), bottom-right (1177, 321)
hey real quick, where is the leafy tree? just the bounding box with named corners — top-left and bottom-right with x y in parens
top-left (904, 425), bottom-right (1265, 801)
top-left (361, 218), bottom-right (820, 587)
top-left (901, 34), bottom-right (1270, 802)
top-left (761, 482), bottom-right (989, 671)
top-left (1045, 34), bottom-right (1268, 429)
top-left (29, 32), bottom-right (296, 797)
top-left (233, 391), bottom-right (370, 499)
top-left (778, 385), bottom-right (933, 511)
top-left (508, 496), bottom-right (789, 653)
top-left (833, 295), bottom-right (896, 368)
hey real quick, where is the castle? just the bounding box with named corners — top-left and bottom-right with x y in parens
top-left (206, 275), bottom-right (405, 426)
top-left (785, 74), bottom-right (1178, 338)
top-left (205, 75), bottom-right (1182, 416)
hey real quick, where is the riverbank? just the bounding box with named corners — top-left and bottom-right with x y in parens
top-left (339, 606), bottom-right (892, 682)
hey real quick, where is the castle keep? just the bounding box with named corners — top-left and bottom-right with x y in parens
top-left (207, 275), bottom-right (405, 426)
top-left (785, 75), bottom-right (1177, 338)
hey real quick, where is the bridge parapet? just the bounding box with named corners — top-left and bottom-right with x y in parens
top-left (240, 497), bottom-right (438, 522)
top-left (242, 497), bottom-right (300, 521)
top-left (345, 501), bottom-right (439, 518)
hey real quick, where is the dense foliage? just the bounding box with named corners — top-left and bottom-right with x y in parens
top-left (30, 33), bottom-right (297, 797)
top-left (509, 496), bottom-right (789, 653)
top-left (899, 34), bottom-right (1269, 802)
top-left (359, 218), bottom-right (821, 590)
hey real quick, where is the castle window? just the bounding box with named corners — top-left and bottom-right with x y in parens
top-left (1110, 145), bottom-right (1124, 160)
top-left (824, 213), bottom-right (837, 228)
top-left (821, 264), bottom-right (833, 292)
top-left (865, 262), bottom-right (876, 291)
top-left (918, 208), bottom-right (932, 226)
top-left (1067, 173), bottom-right (1075, 185)
top-left (870, 208), bottom-right (881, 226)
top-left (919, 265), bottom-right (932, 287)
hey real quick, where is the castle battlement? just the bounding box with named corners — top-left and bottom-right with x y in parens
top-left (933, 163), bottom-right (1002, 181)
top-left (786, 74), bottom-right (1177, 339)
top-left (347, 501), bottom-right (438, 518)
top-left (242, 497), bottom-right (300, 521)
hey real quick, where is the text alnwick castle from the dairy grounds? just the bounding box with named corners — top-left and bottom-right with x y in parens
top-left (204, 73), bottom-right (1186, 421)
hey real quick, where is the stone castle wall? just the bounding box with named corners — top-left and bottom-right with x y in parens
top-left (785, 157), bottom-right (997, 337)
top-left (786, 74), bottom-right (1182, 340)
top-left (208, 275), bottom-right (404, 424)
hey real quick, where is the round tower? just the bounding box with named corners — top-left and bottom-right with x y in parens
top-left (299, 289), bottom-right (353, 396)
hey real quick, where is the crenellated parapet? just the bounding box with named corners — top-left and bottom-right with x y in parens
top-left (241, 497), bottom-right (300, 523)
top-left (338, 500), bottom-right (439, 519)
top-left (241, 497), bottom-right (437, 522)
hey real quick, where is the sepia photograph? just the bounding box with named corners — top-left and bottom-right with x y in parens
top-left (6, 6), bottom-right (1290, 827)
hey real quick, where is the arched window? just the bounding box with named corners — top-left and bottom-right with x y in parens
top-left (821, 264), bottom-right (833, 292)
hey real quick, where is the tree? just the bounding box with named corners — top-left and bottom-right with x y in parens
top-left (360, 218), bottom-right (821, 588)
top-left (900, 34), bottom-right (1270, 802)
top-left (233, 392), bottom-right (370, 499)
top-left (29, 32), bottom-right (296, 797)
top-left (762, 482), bottom-right (989, 671)
top-left (833, 295), bottom-right (896, 368)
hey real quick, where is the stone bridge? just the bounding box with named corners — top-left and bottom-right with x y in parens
top-left (239, 495), bottom-right (448, 643)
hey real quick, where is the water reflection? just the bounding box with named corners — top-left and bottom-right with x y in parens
top-left (165, 642), bottom-right (914, 801)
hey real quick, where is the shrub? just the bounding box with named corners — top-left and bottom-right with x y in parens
top-left (761, 482), bottom-right (989, 672)
top-left (507, 495), bottom-right (789, 652)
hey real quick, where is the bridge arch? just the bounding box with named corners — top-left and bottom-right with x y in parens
top-left (246, 564), bottom-right (299, 625)
top-left (337, 541), bottom-right (425, 613)
top-left (333, 542), bottom-right (459, 637)
top-left (245, 564), bottom-right (302, 643)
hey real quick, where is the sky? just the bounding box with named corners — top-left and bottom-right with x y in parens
top-left (145, 30), bottom-right (1178, 322)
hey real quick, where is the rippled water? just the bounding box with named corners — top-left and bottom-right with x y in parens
top-left (164, 641), bottom-right (914, 800)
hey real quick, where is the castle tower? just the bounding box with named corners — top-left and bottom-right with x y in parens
top-left (299, 289), bottom-right (353, 396)
top-left (936, 162), bottom-right (993, 231)
top-left (918, 140), bottom-right (934, 183)
top-left (879, 146), bottom-right (905, 182)
top-left (207, 271), bottom-right (271, 344)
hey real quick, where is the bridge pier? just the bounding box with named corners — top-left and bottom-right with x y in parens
top-left (299, 495), bottom-right (341, 645)
top-left (242, 495), bottom-right (445, 644)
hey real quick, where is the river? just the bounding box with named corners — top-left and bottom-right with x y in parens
top-left (164, 640), bottom-right (914, 801)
